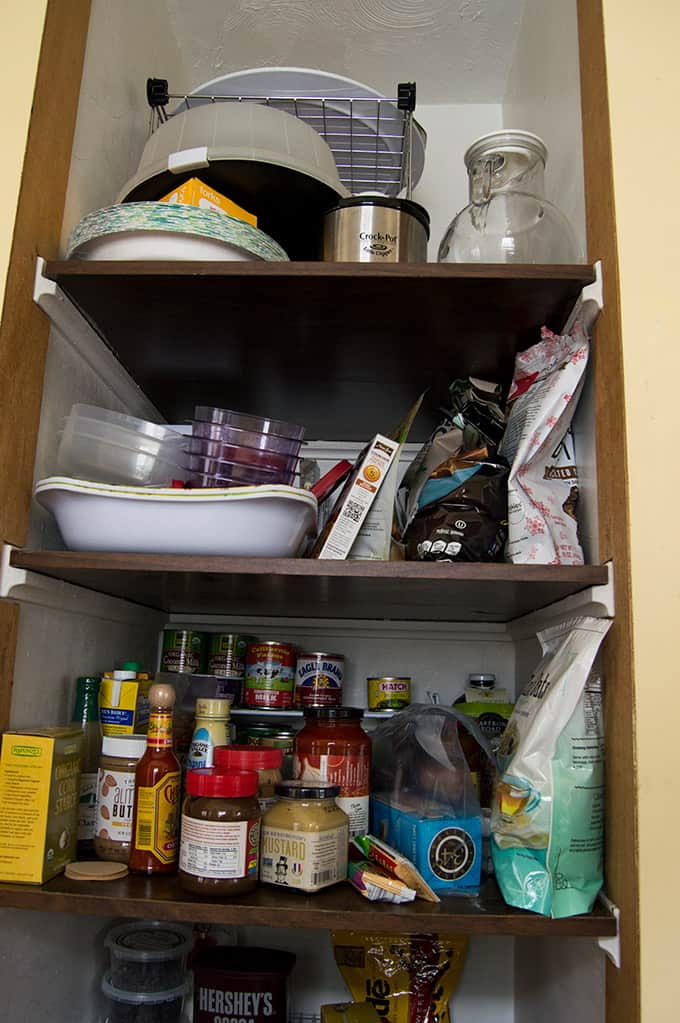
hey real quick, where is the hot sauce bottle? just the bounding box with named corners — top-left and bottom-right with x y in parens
top-left (129, 683), bottom-right (181, 874)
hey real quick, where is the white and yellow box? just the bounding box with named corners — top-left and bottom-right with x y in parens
top-left (160, 177), bottom-right (257, 227)
top-left (0, 727), bottom-right (82, 883)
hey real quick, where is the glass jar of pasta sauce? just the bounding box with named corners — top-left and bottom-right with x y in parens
top-left (293, 707), bottom-right (371, 837)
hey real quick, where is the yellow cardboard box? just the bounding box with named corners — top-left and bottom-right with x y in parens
top-left (0, 727), bottom-right (82, 883)
top-left (160, 177), bottom-right (257, 227)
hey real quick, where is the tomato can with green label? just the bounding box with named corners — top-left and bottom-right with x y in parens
top-left (367, 676), bottom-right (411, 710)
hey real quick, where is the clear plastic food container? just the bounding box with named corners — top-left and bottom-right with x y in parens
top-left (191, 419), bottom-right (304, 455)
top-left (186, 452), bottom-right (296, 484)
top-left (101, 974), bottom-right (189, 1023)
top-left (194, 405), bottom-right (305, 441)
top-left (58, 418), bottom-right (188, 486)
top-left (186, 435), bottom-right (301, 471)
top-left (70, 404), bottom-right (183, 444)
top-left (105, 921), bottom-right (192, 992)
top-left (188, 464), bottom-right (296, 488)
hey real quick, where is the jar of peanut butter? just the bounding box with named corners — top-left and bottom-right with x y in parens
top-left (178, 768), bottom-right (261, 896)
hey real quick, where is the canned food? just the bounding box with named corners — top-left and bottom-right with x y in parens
top-left (244, 641), bottom-right (296, 710)
top-left (236, 724), bottom-right (297, 780)
top-left (207, 633), bottom-right (256, 678)
top-left (367, 676), bottom-right (411, 710)
top-left (161, 630), bottom-right (205, 674)
top-left (214, 676), bottom-right (242, 706)
top-left (295, 652), bottom-right (344, 708)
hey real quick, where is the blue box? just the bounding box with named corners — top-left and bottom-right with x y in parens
top-left (371, 794), bottom-right (481, 895)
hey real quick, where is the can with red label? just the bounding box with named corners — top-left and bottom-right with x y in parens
top-left (293, 707), bottom-right (371, 836)
top-left (295, 652), bottom-right (344, 708)
top-left (244, 641), bottom-right (296, 710)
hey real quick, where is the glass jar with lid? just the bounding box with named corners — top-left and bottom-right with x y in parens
top-left (214, 744), bottom-right (283, 812)
top-left (438, 130), bottom-right (582, 264)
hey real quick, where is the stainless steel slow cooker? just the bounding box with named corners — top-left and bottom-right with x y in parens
top-left (322, 196), bottom-right (430, 262)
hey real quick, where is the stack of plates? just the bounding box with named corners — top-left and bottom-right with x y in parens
top-left (66, 202), bottom-right (289, 261)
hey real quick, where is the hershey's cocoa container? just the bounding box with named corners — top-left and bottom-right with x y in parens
top-left (294, 651), bottom-right (344, 708)
top-left (193, 947), bottom-right (295, 1023)
top-left (207, 633), bottom-right (256, 678)
top-left (244, 641), bottom-right (296, 710)
top-left (160, 630), bottom-right (205, 674)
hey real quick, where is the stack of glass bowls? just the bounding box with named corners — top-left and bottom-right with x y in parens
top-left (187, 405), bottom-right (305, 488)
top-left (57, 404), bottom-right (189, 486)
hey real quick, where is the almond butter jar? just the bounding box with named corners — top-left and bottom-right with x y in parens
top-left (95, 734), bottom-right (147, 863)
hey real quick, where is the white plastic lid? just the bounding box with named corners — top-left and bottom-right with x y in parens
top-left (101, 973), bottom-right (189, 1004)
top-left (113, 670), bottom-right (137, 681)
top-left (101, 734), bottom-right (147, 759)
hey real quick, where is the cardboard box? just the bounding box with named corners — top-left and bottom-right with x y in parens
top-left (313, 434), bottom-right (400, 559)
top-left (160, 177), bottom-right (257, 227)
top-left (371, 793), bottom-right (481, 895)
top-left (0, 727), bottom-right (82, 883)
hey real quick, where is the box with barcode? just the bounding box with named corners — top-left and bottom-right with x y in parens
top-left (313, 434), bottom-right (400, 559)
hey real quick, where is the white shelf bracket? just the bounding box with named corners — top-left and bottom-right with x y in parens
top-left (562, 259), bottom-right (604, 335)
top-left (597, 892), bottom-right (621, 968)
top-left (0, 544), bottom-right (27, 600)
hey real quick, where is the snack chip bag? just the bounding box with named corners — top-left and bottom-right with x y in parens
top-left (500, 323), bottom-right (589, 565)
top-left (332, 931), bottom-right (468, 1023)
top-left (491, 615), bottom-right (611, 918)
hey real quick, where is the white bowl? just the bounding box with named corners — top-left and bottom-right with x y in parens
top-left (34, 477), bottom-right (318, 557)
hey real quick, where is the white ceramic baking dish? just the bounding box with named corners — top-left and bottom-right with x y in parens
top-left (34, 477), bottom-right (318, 557)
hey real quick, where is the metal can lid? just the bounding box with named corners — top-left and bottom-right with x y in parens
top-left (186, 768), bottom-right (258, 799)
top-left (302, 706), bottom-right (364, 720)
top-left (367, 676), bottom-right (411, 683)
top-left (275, 780), bottom-right (341, 800)
top-left (214, 744), bottom-right (283, 771)
top-left (468, 673), bottom-right (496, 688)
top-left (297, 652), bottom-right (344, 661)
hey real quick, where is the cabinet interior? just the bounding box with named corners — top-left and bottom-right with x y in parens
top-left (0, 3), bottom-right (614, 1023)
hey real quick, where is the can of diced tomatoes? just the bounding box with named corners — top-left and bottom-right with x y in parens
top-left (367, 676), bottom-right (411, 710)
top-left (244, 641), bottom-right (296, 709)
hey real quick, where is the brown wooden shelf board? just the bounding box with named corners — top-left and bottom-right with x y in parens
top-left (43, 260), bottom-right (595, 440)
top-left (0, 874), bottom-right (615, 936)
top-left (10, 550), bottom-right (608, 621)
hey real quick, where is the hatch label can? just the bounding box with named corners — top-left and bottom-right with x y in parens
top-left (367, 676), bottom-right (411, 710)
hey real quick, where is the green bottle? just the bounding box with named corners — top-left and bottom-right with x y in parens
top-left (71, 676), bottom-right (102, 856)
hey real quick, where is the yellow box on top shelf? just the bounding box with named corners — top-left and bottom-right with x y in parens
top-left (160, 177), bottom-right (257, 227)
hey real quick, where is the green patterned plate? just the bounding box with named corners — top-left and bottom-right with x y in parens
top-left (67, 202), bottom-right (289, 261)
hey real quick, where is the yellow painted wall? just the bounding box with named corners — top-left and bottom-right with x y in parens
top-left (0, 0), bottom-right (47, 315)
top-left (602, 0), bottom-right (680, 1017)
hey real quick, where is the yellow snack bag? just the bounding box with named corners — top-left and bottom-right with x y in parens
top-left (332, 931), bottom-right (468, 1023)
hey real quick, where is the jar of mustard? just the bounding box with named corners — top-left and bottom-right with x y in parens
top-left (260, 781), bottom-right (349, 893)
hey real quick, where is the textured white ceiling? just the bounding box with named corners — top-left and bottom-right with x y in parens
top-left (164, 0), bottom-right (527, 103)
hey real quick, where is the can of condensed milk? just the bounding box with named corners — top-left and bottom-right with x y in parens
top-left (367, 676), bottom-right (411, 710)
top-left (295, 652), bottom-right (344, 708)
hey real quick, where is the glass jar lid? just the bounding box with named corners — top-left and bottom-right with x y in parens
top-left (214, 745), bottom-right (283, 771)
top-left (302, 706), bottom-right (364, 720)
top-left (464, 130), bottom-right (547, 171)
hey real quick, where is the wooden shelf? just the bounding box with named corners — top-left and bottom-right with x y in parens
top-left (10, 550), bottom-right (607, 621)
top-left (43, 260), bottom-right (595, 440)
top-left (0, 874), bottom-right (615, 936)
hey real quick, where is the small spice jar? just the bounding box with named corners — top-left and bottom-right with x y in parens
top-left (260, 781), bottom-right (349, 893)
top-left (214, 745), bottom-right (283, 812)
top-left (94, 733), bottom-right (147, 863)
top-left (179, 768), bottom-right (261, 896)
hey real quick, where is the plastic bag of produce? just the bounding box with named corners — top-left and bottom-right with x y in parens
top-left (371, 706), bottom-right (495, 895)
top-left (500, 323), bottom-right (589, 564)
top-left (491, 615), bottom-right (611, 917)
top-left (332, 930), bottom-right (468, 1023)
